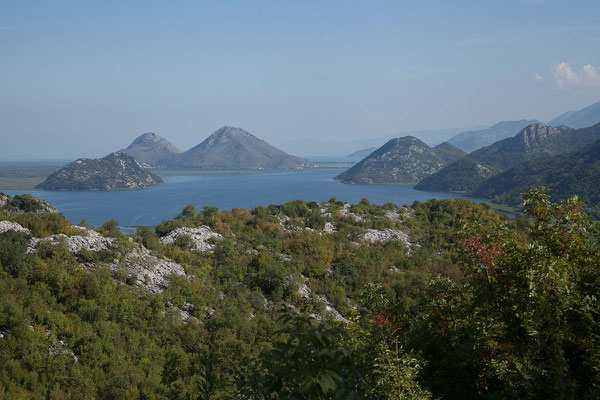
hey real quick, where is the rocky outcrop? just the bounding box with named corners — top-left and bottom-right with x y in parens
top-left (362, 228), bottom-right (414, 254)
top-left (108, 245), bottom-right (186, 293)
top-left (0, 193), bottom-right (59, 214)
top-left (26, 226), bottom-right (186, 293)
top-left (27, 228), bottom-right (112, 254)
top-left (36, 152), bottom-right (163, 191)
top-left (159, 226), bottom-right (223, 252)
top-left (0, 221), bottom-right (30, 235)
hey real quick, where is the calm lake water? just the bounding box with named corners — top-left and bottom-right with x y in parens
top-left (4, 169), bottom-right (481, 228)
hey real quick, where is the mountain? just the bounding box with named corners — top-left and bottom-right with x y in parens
top-left (346, 147), bottom-right (378, 161)
top-left (120, 132), bottom-right (182, 168)
top-left (36, 152), bottom-right (163, 191)
top-left (177, 126), bottom-right (315, 170)
top-left (416, 123), bottom-right (600, 193)
top-left (334, 136), bottom-right (464, 184)
top-left (549, 100), bottom-right (600, 129)
top-left (414, 157), bottom-right (500, 192)
top-left (472, 137), bottom-right (600, 218)
top-left (468, 123), bottom-right (600, 170)
top-left (448, 120), bottom-right (540, 153)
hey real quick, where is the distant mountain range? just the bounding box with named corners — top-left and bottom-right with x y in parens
top-left (335, 138), bottom-right (465, 184)
top-left (447, 100), bottom-right (600, 153)
top-left (416, 123), bottom-right (600, 193)
top-left (346, 147), bottom-right (378, 161)
top-left (472, 136), bottom-right (600, 219)
top-left (448, 120), bottom-right (540, 153)
top-left (548, 100), bottom-right (600, 129)
top-left (121, 126), bottom-right (315, 170)
top-left (37, 152), bottom-right (163, 191)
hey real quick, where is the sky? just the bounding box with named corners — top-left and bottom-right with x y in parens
top-left (1, 0), bottom-right (600, 159)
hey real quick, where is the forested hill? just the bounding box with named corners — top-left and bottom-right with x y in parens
top-left (1, 191), bottom-right (599, 398)
top-left (416, 122), bottom-right (600, 193)
top-left (472, 139), bottom-right (600, 218)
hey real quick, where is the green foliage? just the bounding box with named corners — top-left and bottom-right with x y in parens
top-left (1, 190), bottom-right (597, 399)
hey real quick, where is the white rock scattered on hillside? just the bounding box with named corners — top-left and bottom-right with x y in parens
top-left (323, 222), bottom-right (336, 233)
top-left (27, 229), bottom-right (113, 254)
top-left (108, 245), bottom-right (186, 293)
top-left (0, 220), bottom-right (30, 235)
top-left (298, 282), bottom-right (349, 323)
top-left (340, 204), bottom-right (365, 222)
top-left (0, 194), bottom-right (8, 208)
top-left (362, 228), bottom-right (414, 254)
top-left (159, 226), bottom-right (223, 252)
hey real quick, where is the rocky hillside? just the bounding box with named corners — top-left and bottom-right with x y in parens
top-left (549, 100), bottom-right (600, 129)
top-left (335, 137), bottom-right (464, 184)
top-left (472, 138), bottom-right (600, 218)
top-left (120, 132), bottom-right (182, 168)
top-left (448, 119), bottom-right (539, 153)
top-left (417, 123), bottom-right (600, 193)
top-left (36, 152), bottom-right (163, 191)
top-left (177, 126), bottom-right (316, 170)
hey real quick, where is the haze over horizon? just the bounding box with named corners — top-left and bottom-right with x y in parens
top-left (1, 1), bottom-right (600, 160)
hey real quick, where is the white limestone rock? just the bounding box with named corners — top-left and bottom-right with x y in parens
top-left (0, 220), bottom-right (30, 235)
top-left (361, 228), bottom-right (414, 254)
top-left (27, 229), bottom-right (113, 254)
top-left (159, 226), bottom-right (223, 252)
top-left (108, 245), bottom-right (186, 293)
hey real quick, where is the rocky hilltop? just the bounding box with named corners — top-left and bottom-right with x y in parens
top-left (335, 137), bottom-right (465, 184)
top-left (36, 152), bottom-right (163, 191)
top-left (120, 132), bottom-right (182, 168)
top-left (448, 119), bottom-right (539, 153)
top-left (177, 126), bottom-right (316, 170)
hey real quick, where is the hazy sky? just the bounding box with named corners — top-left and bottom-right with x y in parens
top-left (1, 0), bottom-right (600, 159)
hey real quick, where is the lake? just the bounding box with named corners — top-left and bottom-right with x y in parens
top-left (3, 169), bottom-right (481, 228)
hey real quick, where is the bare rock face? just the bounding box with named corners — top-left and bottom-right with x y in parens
top-left (0, 221), bottom-right (30, 235)
top-left (159, 226), bottom-right (223, 252)
top-left (0, 194), bottom-right (8, 208)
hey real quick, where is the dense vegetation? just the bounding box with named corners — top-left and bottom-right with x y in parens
top-left (414, 157), bottom-right (500, 192)
top-left (0, 189), bottom-right (598, 398)
top-left (473, 139), bottom-right (600, 219)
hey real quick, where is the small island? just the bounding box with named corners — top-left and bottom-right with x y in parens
top-left (36, 152), bottom-right (163, 191)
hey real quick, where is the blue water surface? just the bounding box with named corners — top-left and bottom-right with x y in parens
top-left (4, 169), bottom-right (480, 227)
